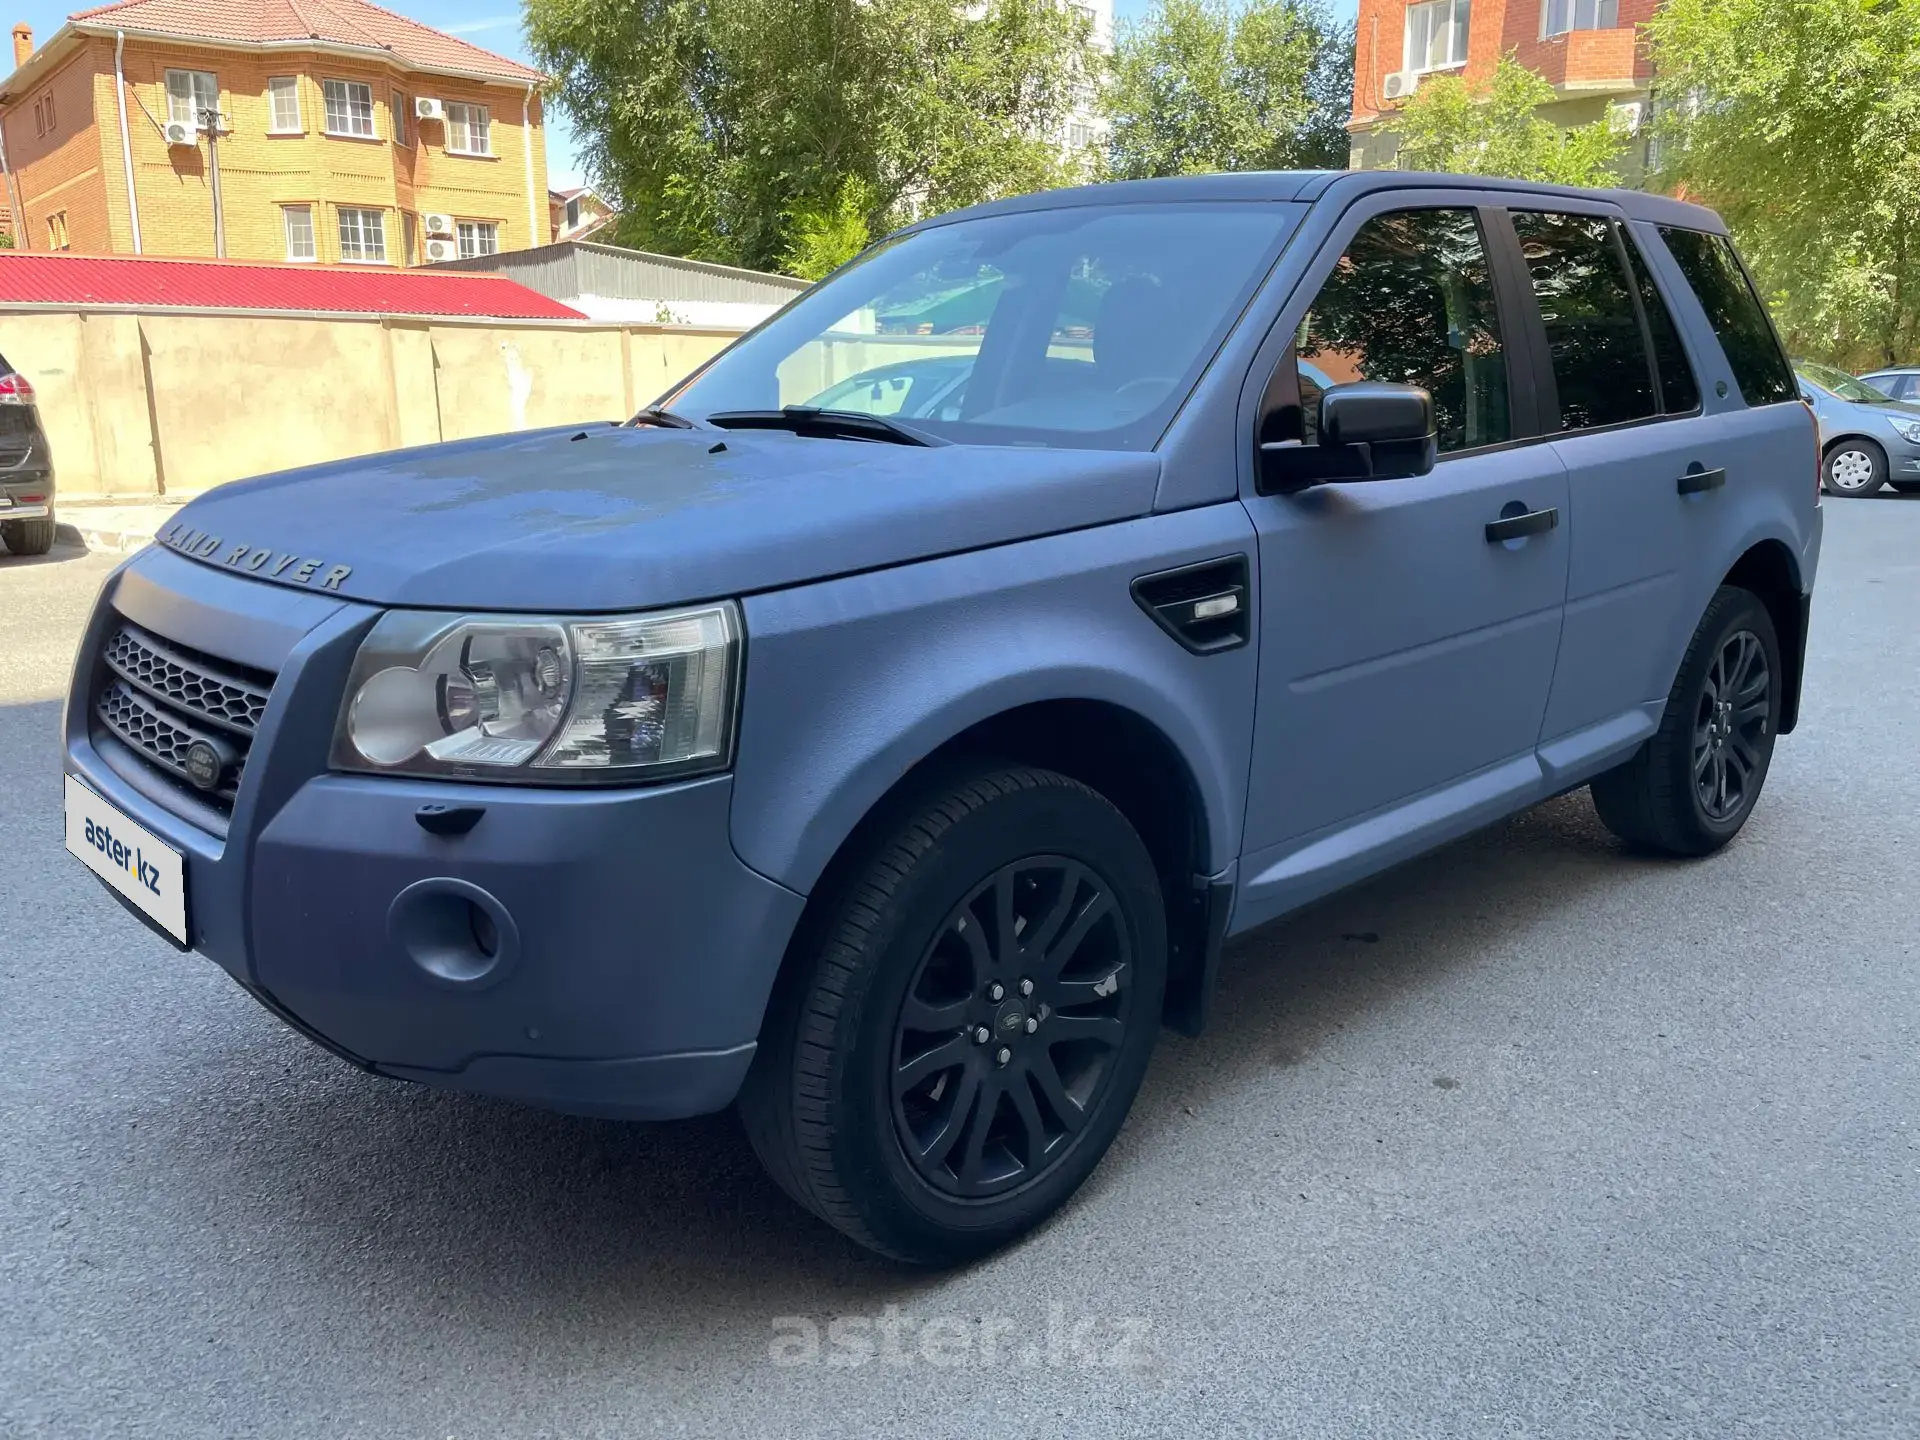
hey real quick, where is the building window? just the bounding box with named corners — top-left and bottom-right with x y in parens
top-left (564, 196), bottom-right (582, 230)
top-left (32, 98), bottom-right (43, 135)
top-left (283, 205), bottom-right (316, 261)
top-left (46, 211), bottom-right (69, 250)
top-left (337, 207), bottom-right (387, 262)
top-left (322, 79), bottom-right (376, 138)
top-left (445, 101), bottom-right (491, 156)
top-left (392, 90), bottom-right (409, 147)
top-left (1544, 0), bottom-right (1618, 36)
top-left (267, 76), bottom-right (301, 133)
top-left (166, 69), bottom-right (219, 128)
top-left (1404, 0), bottom-right (1469, 74)
top-left (456, 221), bottom-right (499, 258)
top-left (1068, 121), bottom-right (1094, 150)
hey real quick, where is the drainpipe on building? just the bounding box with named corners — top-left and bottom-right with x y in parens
top-left (522, 83), bottom-right (539, 249)
top-left (115, 30), bottom-right (142, 253)
top-left (201, 104), bottom-right (226, 258)
top-left (0, 117), bottom-right (24, 252)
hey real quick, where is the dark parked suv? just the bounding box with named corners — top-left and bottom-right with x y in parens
top-left (63, 172), bottom-right (1819, 1264)
top-left (0, 353), bottom-right (56, 556)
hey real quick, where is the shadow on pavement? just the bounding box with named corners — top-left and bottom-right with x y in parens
top-left (97, 781), bottom-right (1662, 1334)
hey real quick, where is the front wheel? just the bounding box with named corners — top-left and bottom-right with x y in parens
top-left (1590, 585), bottom-right (1781, 856)
top-left (739, 765), bottom-right (1167, 1265)
top-left (1822, 440), bottom-right (1887, 497)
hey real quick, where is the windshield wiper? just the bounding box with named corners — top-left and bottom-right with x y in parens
top-left (704, 406), bottom-right (945, 447)
top-left (625, 406), bottom-right (701, 430)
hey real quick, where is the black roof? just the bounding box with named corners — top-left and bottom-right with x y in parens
top-left (918, 169), bottom-right (1723, 234)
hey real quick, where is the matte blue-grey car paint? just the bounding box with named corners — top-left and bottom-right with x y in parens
top-left (62, 170), bottom-right (1822, 1123)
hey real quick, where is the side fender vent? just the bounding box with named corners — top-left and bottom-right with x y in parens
top-left (1131, 555), bottom-right (1251, 655)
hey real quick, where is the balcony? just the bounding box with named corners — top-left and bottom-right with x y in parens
top-left (1519, 27), bottom-right (1643, 95)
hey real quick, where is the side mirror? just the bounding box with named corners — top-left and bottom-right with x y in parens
top-left (1258, 381), bottom-right (1437, 493)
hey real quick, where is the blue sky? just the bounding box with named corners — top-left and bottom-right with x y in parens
top-left (11, 0), bottom-right (1361, 192)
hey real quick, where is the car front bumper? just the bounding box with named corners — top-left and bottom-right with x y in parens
top-left (63, 547), bottom-right (806, 1120)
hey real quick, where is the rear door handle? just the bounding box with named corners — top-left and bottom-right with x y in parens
top-left (1677, 466), bottom-right (1726, 495)
top-left (1485, 507), bottom-right (1559, 543)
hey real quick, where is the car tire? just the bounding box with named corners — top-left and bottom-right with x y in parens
top-left (1821, 439), bottom-right (1887, 497)
top-left (0, 514), bottom-right (55, 556)
top-left (739, 764), bottom-right (1167, 1266)
top-left (1590, 585), bottom-right (1782, 857)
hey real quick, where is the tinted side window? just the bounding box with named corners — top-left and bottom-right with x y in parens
top-left (1509, 210), bottom-right (1655, 431)
top-left (1297, 208), bottom-right (1510, 454)
top-left (1657, 227), bottom-right (1796, 406)
top-left (1621, 230), bottom-right (1700, 413)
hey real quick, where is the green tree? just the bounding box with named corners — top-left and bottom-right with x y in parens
top-left (1647, 0), bottom-right (1920, 367)
top-left (526, 0), bottom-right (1090, 274)
top-left (1101, 0), bottom-right (1354, 178)
top-left (1390, 57), bottom-right (1621, 187)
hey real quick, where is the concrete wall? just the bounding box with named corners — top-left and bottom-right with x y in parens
top-left (0, 308), bottom-right (737, 496)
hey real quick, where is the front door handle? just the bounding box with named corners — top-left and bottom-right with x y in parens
top-left (1677, 465), bottom-right (1727, 495)
top-left (1485, 506), bottom-right (1559, 543)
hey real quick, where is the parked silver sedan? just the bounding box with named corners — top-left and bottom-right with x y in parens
top-left (1858, 366), bottom-right (1920, 402)
top-left (1795, 360), bottom-right (1920, 497)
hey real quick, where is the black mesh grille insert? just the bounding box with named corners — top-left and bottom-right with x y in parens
top-left (92, 622), bottom-right (275, 815)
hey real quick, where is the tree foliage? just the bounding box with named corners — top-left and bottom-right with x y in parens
top-left (1647, 0), bottom-right (1920, 367)
top-left (526, 0), bottom-right (1090, 273)
top-left (1390, 57), bottom-right (1620, 188)
top-left (1101, 0), bottom-right (1353, 178)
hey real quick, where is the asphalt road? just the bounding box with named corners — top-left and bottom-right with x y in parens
top-left (2, 505), bottom-right (1915, 1439)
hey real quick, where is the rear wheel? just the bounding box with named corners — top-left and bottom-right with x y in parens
top-left (1590, 586), bottom-right (1781, 856)
top-left (1822, 439), bottom-right (1887, 497)
top-left (739, 765), bottom-right (1166, 1265)
top-left (0, 514), bottom-right (54, 556)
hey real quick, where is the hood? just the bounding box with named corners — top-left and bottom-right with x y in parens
top-left (154, 425), bottom-right (1162, 612)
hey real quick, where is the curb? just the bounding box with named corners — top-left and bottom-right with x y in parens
top-left (57, 520), bottom-right (157, 556)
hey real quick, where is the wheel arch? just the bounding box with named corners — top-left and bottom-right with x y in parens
top-left (755, 695), bottom-right (1231, 1045)
top-left (1721, 538), bottom-right (1808, 734)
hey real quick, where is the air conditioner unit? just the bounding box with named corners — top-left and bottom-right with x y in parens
top-left (1608, 100), bottom-right (1647, 135)
top-left (163, 119), bottom-right (197, 147)
top-left (424, 237), bottom-right (457, 263)
top-left (414, 96), bottom-right (445, 122)
top-left (1382, 70), bottom-right (1418, 101)
top-left (422, 212), bottom-right (455, 238)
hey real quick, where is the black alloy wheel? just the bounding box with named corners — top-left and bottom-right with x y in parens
top-left (738, 765), bottom-right (1167, 1265)
top-left (1693, 628), bottom-right (1771, 823)
top-left (1590, 584), bottom-right (1782, 856)
top-left (891, 857), bottom-right (1132, 1199)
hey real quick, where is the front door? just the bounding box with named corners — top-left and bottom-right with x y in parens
top-left (1235, 202), bottom-right (1571, 929)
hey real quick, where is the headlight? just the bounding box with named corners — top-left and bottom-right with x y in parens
top-left (332, 603), bottom-right (741, 783)
top-left (1887, 416), bottom-right (1920, 445)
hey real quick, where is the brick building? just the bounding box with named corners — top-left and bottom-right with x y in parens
top-left (1347, 0), bottom-right (1659, 176)
top-left (0, 0), bottom-right (550, 265)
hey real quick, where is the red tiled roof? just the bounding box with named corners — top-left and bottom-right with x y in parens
top-left (67, 0), bottom-right (543, 83)
top-left (0, 252), bottom-right (584, 318)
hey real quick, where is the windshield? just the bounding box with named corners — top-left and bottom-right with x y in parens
top-left (667, 202), bottom-right (1300, 450)
top-left (1796, 360), bottom-right (1893, 404)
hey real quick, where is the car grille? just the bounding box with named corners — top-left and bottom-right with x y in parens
top-left (92, 621), bottom-right (275, 814)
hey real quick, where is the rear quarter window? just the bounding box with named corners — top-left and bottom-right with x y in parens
top-left (1656, 227), bottom-right (1795, 407)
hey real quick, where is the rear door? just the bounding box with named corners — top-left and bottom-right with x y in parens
top-left (1493, 202), bottom-right (1729, 774)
